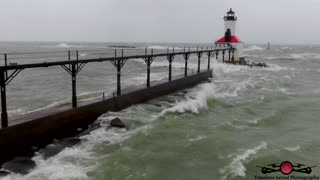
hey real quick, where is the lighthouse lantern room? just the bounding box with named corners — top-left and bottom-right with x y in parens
top-left (215, 8), bottom-right (244, 64)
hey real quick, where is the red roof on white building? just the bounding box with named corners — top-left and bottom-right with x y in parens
top-left (215, 36), bottom-right (241, 43)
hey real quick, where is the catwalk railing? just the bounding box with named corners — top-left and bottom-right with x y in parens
top-left (0, 45), bottom-right (234, 128)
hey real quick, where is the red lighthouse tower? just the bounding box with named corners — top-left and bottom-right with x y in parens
top-left (215, 8), bottom-right (244, 64)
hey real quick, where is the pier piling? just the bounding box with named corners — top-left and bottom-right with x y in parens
top-left (196, 52), bottom-right (203, 73)
top-left (144, 56), bottom-right (155, 87)
top-left (4, 54), bottom-right (7, 79)
top-left (0, 70), bottom-right (7, 128)
top-left (232, 49), bottom-right (235, 61)
top-left (183, 53), bottom-right (190, 77)
top-left (207, 51), bottom-right (212, 70)
top-left (111, 56), bottom-right (127, 96)
top-left (222, 50), bottom-right (226, 63)
top-left (117, 59), bottom-right (121, 95)
top-left (68, 51), bottom-right (71, 69)
top-left (166, 54), bottom-right (175, 81)
top-left (71, 63), bottom-right (77, 108)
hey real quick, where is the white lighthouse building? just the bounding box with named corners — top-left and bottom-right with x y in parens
top-left (215, 8), bottom-right (244, 64)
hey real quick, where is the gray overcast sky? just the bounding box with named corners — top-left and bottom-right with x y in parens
top-left (0, 0), bottom-right (319, 44)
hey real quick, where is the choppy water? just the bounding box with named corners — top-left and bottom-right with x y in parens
top-left (1, 42), bottom-right (320, 180)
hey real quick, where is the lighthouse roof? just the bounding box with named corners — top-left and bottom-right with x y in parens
top-left (227, 8), bottom-right (235, 14)
top-left (224, 8), bottom-right (237, 21)
top-left (215, 36), bottom-right (241, 43)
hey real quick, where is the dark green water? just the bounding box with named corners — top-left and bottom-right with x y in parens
top-left (2, 43), bottom-right (320, 180)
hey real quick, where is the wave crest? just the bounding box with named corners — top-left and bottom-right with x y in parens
top-left (244, 45), bottom-right (264, 51)
top-left (57, 43), bottom-right (71, 48)
top-left (56, 43), bottom-right (90, 48)
top-left (147, 45), bottom-right (183, 50)
top-left (290, 53), bottom-right (320, 59)
top-left (220, 142), bottom-right (267, 179)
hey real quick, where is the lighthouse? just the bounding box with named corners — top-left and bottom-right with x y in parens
top-left (215, 8), bottom-right (244, 64)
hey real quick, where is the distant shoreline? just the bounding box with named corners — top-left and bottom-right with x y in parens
top-left (108, 45), bottom-right (136, 49)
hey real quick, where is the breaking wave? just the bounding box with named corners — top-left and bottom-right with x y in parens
top-left (159, 62), bottom-right (292, 115)
top-left (11, 128), bottom-right (137, 180)
top-left (290, 53), bottom-right (320, 59)
top-left (244, 45), bottom-right (264, 51)
top-left (56, 43), bottom-right (71, 48)
top-left (160, 79), bottom-right (255, 115)
top-left (5, 102), bottom-right (163, 180)
top-left (220, 142), bottom-right (267, 179)
top-left (279, 46), bottom-right (292, 50)
top-left (56, 43), bottom-right (90, 48)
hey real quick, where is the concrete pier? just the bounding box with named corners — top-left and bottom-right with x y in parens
top-left (0, 70), bottom-right (212, 165)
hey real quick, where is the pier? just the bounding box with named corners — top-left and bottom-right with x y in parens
top-left (0, 45), bottom-right (233, 127)
top-left (0, 45), bottom-right (233, 164)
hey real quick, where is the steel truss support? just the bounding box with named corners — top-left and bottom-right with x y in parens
top-left (166, 54), bottom-right (175, 81)
top-left (111, 58), bottom-right (128, 95)
top-left (196, 52), bottom-right (203, 73)
top-left (60, 60), bottom-right (87, 108)
top-left (183, 53), bottom-right (191, 77)
top-left (4, 69), bottom-right (23, 86)
top-left (0, 67), bottom-right (23, 128)
top-left (144, 56), bottom-right (155, 87)
top-left (207, 51), bottom-right (213, 70)
top-left (0, 71), bottom-right (8, 128)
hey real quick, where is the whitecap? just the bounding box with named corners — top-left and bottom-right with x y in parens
top-left (159, 64), bottom-right (260, 115)
top-left (246, 117), bottom-right (262, 125)
top-left (279, 46), bottom-right (292, 50)
top-left (284, 145), bottom-right (300, 152)
top-left (159, 82), bottom-right (235, 115)
top-left (56, 43), bottom-right (71, 48)
top-left (189, 136), bottom-right (206, 142)
top-left (56, 43), bottom-right (89, 48)
top-left (220, 142), bottom-right (267, 179)
top-left (243, 45), bottom-right (264, 51)
top-left (278, 87), bottom-right (295, 95)
top-left (79, 53), bottom-right (87, 57)
top-left (212, 61), bottom-right (246, 74)
top-left (261, 88), bottom-right (273, 92)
